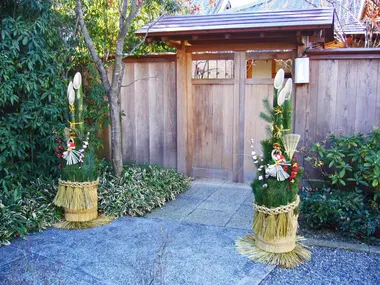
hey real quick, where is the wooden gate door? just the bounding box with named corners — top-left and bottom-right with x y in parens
top-left (192, 80), bottom-right (235, 180)
top-left (190, 52), bottom-right (293, 182)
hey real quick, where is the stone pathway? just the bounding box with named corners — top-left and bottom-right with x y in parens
top-left (147, 179), bottom-right (253, 229)
top-left (1, 179), bottom-right (379, 285)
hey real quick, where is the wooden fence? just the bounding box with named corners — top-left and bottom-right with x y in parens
top-left (103, 49), bottom-right (380, 181)
top-left (295, 50), bottom-right (380, 159)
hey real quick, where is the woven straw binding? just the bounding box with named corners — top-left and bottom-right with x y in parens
top-left (65, 207), bottom-right (98, 222)
top-left (58, 179), bottom-right (99, 187)
top-left (253, 195), bottom-right (300, 215)
top-left (256, 215), bottom-right (298, 253)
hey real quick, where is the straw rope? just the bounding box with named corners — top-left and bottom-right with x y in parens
top-left (58, 179), bottom-right (99, 187)
top-left (254, 195), bottom-right (300, 216)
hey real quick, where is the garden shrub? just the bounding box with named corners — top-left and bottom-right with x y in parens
top-left (1, 164), bottom-right (191, 245)
top-left (98, 164), bottom-right (192, 217)
top-left (0, 179), bottom-right (62, 246)
top-left (300, 188), bottom-right (380, 242)
top-left (305, 128), bottom-right (380, 199)
top-left (303, 129), bottom-right (380, 242)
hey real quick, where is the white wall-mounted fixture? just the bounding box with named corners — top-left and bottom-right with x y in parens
top-left (294, 57), bottom-right (310, 84)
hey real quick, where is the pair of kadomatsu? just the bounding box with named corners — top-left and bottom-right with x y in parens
top-left (236, 69), bottom-right (311, 268)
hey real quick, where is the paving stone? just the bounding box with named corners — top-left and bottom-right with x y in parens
top-left (198, 188), bottom-right (249, 213)
top-left (5, 217), bottom-right (274, 285)
top-left (182, 208), bottom-right (234, 227)
top-left (0, 245), bottom-right (25, 267)
top-left (226, 204), bottom-right (254, 230)
top-left (242, 192), bottom-right (254, 206)
top-left (179, 184), bottom-right (218, 200)
top-left (0, 251), bottom-right (104, 285)
top-left (146, 196), bottom-right (203, 221)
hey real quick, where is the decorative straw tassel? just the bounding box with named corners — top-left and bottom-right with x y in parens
top-left (253, 211), bottom-right (264, 235)
top-left (286, 211), bottom-right (294, 235)
top-left (276, 213), bottom-right (288, 238)
top-left (263, 214), bottom-right (276, 240)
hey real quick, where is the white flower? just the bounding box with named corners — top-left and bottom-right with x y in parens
top-left (254, 160), bottom-right (259, 164)
top-left (251, 151), bottom-right (256, 156)
top-left (261, 159), bottom-right (264, 162)
top-left (252, 155), bottom-right (257, 160)
top-left (263, 184), bottom-right (268, 188)
top-left (258, 175), bottom-right (263, 181)
top-left (265, 174), bottom-right (270, 178)
top-left (83, 145), bottom-right (87, 149)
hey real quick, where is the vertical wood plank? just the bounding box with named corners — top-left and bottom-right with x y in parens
top-left (345, 60), bottom-right (358, 134)
top-left (163, 62), bottom-right (177, 169)
top-left (177, 49), bottom-right (193, 175)
top-left (134, 63), bottom-right (150, 164)
top-left (376, 60), bottom-right (380, 127)
top-left (121, 63), bottom-right (136, 163)
top-left (149, 63), bottom-right (164, 165)
top-left (355, 60), bottom-right (378, 133)
top-left (334, 60), bottom-right (349, 135)
top-left (232, 51), bottom-right (246, 182)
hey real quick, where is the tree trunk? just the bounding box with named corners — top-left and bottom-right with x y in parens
top-left (108, 89), bottom-right (123, 176)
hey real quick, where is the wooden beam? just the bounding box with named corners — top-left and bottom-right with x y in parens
top-left (192, 79), bottom-right (234, 85)
top-left (246, 51), bottom-right (294, 60)
top-left (192, 53), bottom-right (234, 60)
top-left (176, 49), bottom-right (193, 175)
top-left (232, 51), bottom-right (246, 182)
top-left (167, 40), bottom-right (182, 49)
top-left (297, 36), bottom-right (309, 57)
top-left (187, 41), bottom-right (297, 52)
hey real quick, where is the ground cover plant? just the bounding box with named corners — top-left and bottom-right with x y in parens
top-left (303, 129), bottom-right (380, 243)
top-left (98, 164), bottom-right (192, 217)
top-left (0, 164), bottom-right (191, 245)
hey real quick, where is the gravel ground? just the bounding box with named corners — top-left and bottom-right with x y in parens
top-left (261, 246), bottom-right (380, 285)
top-left (298, 227), bottom-right (379, 246)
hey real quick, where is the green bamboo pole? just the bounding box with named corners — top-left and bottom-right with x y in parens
top-left (73, 72), bottom-right (84, 137)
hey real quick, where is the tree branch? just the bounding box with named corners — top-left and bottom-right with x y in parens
top-left (121, 76), bottom-right (157, 88)
top-left (125, 13), bottom-right (166, 57)
top-left (75, 0), bottom-right (111, 93)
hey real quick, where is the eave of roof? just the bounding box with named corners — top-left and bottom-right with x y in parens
top-left (136, 8), bottom-right (334, 40)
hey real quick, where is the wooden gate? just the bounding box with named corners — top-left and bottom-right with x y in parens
top-left (190, 52), bottom-right (293, 182)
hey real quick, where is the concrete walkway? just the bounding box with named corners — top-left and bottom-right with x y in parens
top-left (1, 180), bottom-right (379, 285)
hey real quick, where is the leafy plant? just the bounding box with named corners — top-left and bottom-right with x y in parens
top-left (98, 164), bottom-right (192, 217)
top-left (0, 178), bottom-right (62, 246)
top-left (305, 128), bottom-right (380, 201)
top-left (0, 1), bottom-right (71, 188)
top-left (300, 188), bottom-right (380, 243)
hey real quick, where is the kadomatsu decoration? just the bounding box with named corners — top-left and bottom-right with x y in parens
top-left (236, 69), bottom-right (311, 268)
top-left (53, 72), bottom-right (111, 229)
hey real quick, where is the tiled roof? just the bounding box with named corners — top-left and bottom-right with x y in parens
top-left (229, 0), bottom-right (365, 35)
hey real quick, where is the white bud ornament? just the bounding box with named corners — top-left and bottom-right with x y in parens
top-left (67, 81), bottom-right (75, 105)
top-left (274, 68), bottom-right (285, 90)
top-left (73, 72), bottom-right (82, 90)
